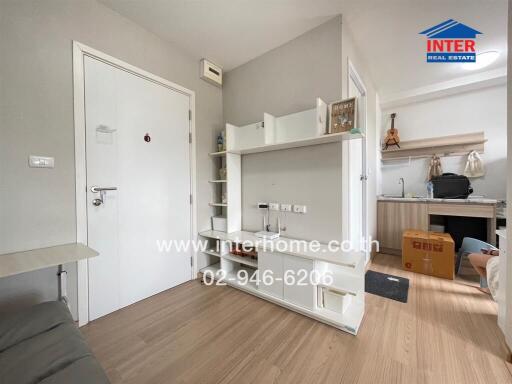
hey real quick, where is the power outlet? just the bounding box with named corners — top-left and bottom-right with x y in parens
top-left (269, 202), bottom-right (280, 211)
top-left (280, 204), bottom-right (292, 212)
top-left (293, 204), bottom-right (307, 214)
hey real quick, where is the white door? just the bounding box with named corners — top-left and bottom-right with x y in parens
top-left (84, 56), bottom-right (192, 320)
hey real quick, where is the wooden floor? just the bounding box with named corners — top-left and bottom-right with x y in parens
top-left (81, 254), bottom-right (512, 384)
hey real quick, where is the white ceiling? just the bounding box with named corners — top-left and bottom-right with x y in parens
top-left (100, 0), bottom-right (507, 96)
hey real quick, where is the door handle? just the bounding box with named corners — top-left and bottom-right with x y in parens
top-left (90, 186), bottom-right (117, 193)
top-left (90, 186), bottom-right (117, 207)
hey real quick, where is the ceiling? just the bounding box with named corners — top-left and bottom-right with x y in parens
top-left (100, 0), bottom-right (507, 96)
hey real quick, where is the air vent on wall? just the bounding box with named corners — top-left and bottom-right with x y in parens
top-left (200, 59), bottom-right (222, 87)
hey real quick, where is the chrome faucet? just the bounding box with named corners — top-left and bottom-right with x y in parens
top-left (399, 178), bottom-right (405, 198)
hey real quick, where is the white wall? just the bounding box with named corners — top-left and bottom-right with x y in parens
top-left (0, 0), bottom-right (223, 317)
top-left (381, 85), bottom-right (507, 200)
top-left (223, 16), bottom-right (343, 126)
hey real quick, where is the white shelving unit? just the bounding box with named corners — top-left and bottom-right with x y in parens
top-left (227, 131), bottom-right (363, 155)
top-left (198, 230), bottom-right (365, 335)
top-left (198, 98), bottom-right (366, 335)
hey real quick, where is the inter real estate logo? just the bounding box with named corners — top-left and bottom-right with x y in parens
top-left (419, 19), bottom-right (482, 63)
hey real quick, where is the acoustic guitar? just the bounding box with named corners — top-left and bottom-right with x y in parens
top-left (384, 113), bottom-right (400, 149)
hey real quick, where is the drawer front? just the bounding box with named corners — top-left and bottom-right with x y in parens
top-left (282, 254), bottom-right (316, 310)
top-left (428, 203), bottom-right (494, 218)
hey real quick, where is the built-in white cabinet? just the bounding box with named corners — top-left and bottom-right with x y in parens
top-left (258, 251), bottom-right (315, 310)
top-left (199, 230), bottom-right (365, 335)
top-left (258, 251), bottom-right (284, 299)
top-left (282, 254), bottom-right (316, 310)
top-left (199, 98), bottom-right (366, 335)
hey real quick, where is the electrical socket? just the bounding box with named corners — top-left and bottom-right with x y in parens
top-left (293, 204), bottom-right (307, 214)
top-left (269, 202), bottom-right (280, 211)
top-left (280, 204), bottom-right (292, 212)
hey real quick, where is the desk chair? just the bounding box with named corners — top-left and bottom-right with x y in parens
top-left (456, 237), bottom-right (497, 288)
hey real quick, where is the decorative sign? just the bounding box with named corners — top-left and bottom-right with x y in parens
top-left (329, 97), bottom-right (356, 134)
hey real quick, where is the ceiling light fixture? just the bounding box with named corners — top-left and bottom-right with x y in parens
top-left (461, 50), bottom-right (499, 70)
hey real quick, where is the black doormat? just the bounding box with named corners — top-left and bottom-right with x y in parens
top-left (365, 270), bottom-right (409, 303)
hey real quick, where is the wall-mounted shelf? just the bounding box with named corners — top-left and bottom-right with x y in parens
top-left (228, 132), bottom-right (363, 155)
top-left (381, 132), bottom-right (485, 161)
top-left (208, 180), bottom-right (227, 183)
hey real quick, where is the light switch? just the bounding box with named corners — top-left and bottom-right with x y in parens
top-left (29, 155), bottom-right (55, 168)
top-left (281, 204), bottom-right (292, 212)
top-left (269, 202), bottom-right (280, 211)
top-left (293, 204), bottom-right (307, 214)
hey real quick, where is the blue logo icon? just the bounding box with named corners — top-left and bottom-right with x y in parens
top-left (420, 19), bottom-right (482, 63)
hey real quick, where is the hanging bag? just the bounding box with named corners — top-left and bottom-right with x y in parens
top-left (463, 150), bottom-right (485, 178)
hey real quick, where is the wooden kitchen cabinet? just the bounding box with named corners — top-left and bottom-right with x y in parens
top-left (377, 201), bottom-right (428, 253)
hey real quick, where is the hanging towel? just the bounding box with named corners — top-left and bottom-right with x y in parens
top-left (427, 155), bottom-right (443, 181)
top-left (463, 150), bottom-right (485, 178)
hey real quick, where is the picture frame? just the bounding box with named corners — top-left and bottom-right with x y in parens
top-left (328, 97), bottom-right (357, 134)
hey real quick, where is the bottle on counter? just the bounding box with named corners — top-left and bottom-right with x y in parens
top-left (427, 181), bottom-right (434, 199)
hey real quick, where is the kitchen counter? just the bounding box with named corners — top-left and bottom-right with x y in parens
top-left (378, 196), bottom-right (497, 205)
top-left (377, 196), bottom-right (498, 252)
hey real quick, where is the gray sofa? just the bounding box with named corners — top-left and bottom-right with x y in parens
top-left (0, 301), bottom-right (110, 384)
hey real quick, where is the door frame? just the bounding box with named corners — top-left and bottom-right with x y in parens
top-left (73, 41), bottom-right (197, 326)
top-left (347, 59), bottom-right (370, 264)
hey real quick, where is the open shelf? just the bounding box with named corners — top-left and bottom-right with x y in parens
top-left (317, 270), bottom-right (362, 297)
top-left (209, 203), bottom-right (228, 207)
top-left (381, 131), bottom-right (485, 161)
top-left (222, 253), bottom-right (258, 268)
top-left (209, 180), bottom-right (227, 183)
top-left (199, 262), bottom-right (259, 291)
top-left (203, 249), bottom-right (222, 257)
top-left (228, 132), bottom-right (364, 155)
top-left (209, 150), bottom-right (226, 157)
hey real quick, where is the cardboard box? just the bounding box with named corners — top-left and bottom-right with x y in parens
top-left (402, 230), bottom-right (455, 280)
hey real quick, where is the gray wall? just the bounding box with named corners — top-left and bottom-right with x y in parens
top-left (223, 17), bottom-right (344, 242)
top-left (0, 0), bottom-right (223, 317)
top-left (223, 16), bottom-right (343, 126)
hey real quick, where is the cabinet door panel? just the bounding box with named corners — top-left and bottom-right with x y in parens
top-left (283, 255), bottom-right (315, 310)
top-left (378, 202), bottom-right (428, 250)
top-left (258, 251), bottom-right (283, 299)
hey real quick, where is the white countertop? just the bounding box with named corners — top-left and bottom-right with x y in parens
top-left (199, 230), bottom-right (364, 269)
top-left (0, 243), bottom-right (99, 279)
top-left (378, 196), bottom-right (497, 205)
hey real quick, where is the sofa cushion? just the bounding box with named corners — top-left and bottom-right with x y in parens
top-left (0, 301), bottom-right (110, 384)
top-left (0, 301), bottom-right (73, 353)
top-left (38, 356), bottom-right (110, 384)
